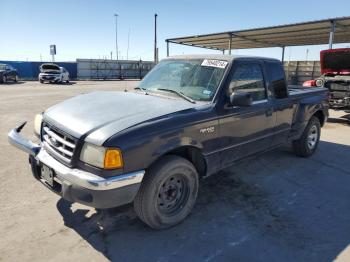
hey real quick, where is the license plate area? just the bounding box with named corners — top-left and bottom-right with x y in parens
top-left (41, 165), bottom-right (55, 187)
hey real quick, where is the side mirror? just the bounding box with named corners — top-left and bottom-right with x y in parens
top-left (230, 91), bottom-right (253, 106)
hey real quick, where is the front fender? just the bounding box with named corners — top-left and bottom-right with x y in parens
top-left (153, 136), bottom-right (203, 157)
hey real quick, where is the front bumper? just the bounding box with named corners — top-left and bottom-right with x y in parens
top-left (8, 123), bottom-right (145, 208)
top-left (330, 97), bottom-right (350, 108)
top-left (39, 74), bottom-right (61, 82)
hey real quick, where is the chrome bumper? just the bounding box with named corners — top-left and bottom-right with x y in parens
top-left (8, 122), bottom-right (145, 191)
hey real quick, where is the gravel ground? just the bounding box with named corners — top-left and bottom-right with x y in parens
top-left (0, 81), bottom-right (349, 262)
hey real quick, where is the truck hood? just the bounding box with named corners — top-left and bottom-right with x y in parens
top-left (43, 91), bottom-right (195, 145)
top-left (320, 48), bottom-right (350, 75)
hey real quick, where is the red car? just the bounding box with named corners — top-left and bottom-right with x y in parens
top-left (303, 48), bottom-right (350, 108)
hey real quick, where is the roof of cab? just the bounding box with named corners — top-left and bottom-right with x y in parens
top-left (164, 54), bottom-right (280, 63)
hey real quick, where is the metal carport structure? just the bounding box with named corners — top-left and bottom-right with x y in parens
top-left (165, 16), bottom-right (350, 61)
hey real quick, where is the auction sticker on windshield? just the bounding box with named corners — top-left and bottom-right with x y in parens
top-left (201, 59), bottom-right (228, 68)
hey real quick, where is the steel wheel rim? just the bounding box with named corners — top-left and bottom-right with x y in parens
top-left (157, 174), bottom-right (190, 215)
top-left (307, 125), bottom-right (318, 149)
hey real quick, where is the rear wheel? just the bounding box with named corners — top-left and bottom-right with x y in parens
top-left (134, 155), bottom-right (199, 229)
top-left (292, 116), bottom-right (321, 157)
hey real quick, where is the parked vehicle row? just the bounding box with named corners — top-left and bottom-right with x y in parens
top-left (0, 63), bottom-right (70, 84)
top-left (8, 54), bottom-right (329, 229)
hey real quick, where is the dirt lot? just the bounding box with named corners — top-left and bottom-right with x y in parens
top-left (0, 81), bottom-right (349, 262)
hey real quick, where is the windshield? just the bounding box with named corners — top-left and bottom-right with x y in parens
top-left (139, 59), bottom-right (228, 101)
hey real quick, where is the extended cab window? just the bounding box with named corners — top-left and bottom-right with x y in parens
top-left (228, 63), bottom-right (266, 102)
top-left (265, 61), bottom-right (288, 99)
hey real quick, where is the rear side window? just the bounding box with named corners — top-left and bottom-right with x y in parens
top-left (228, 63), bottom-right (267, 102)
top-left (266, 61), bottom-right (288, 99)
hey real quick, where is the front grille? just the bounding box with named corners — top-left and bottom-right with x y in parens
top-left (328, 83), bottom-right (350, 92)
top-left (43, 76), bottom-right (55, 80)
top-left (42, 124), bottom-right (77, 163)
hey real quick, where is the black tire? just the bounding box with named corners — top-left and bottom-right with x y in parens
top-left (14, 75), bottom-right (18, 82)
top-left (2, 75), bottom-right (7, 83)
top-left (134, 155), bottom-right (199, 229)
top-left (292, 116), bottom-right (321, 157)
top-left (39, 79), bottom-right (44, 83)
top-left (66, 80), bottom-right (69, 83)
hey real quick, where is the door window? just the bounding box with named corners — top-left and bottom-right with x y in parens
top-left (228, 63), bottom-right (267, 102)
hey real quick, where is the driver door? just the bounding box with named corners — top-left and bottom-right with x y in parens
top-left (218, 61), bottom-right (275, 167)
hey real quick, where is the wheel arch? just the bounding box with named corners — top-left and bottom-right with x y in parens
top-left (150, 144), bottom-right (207, 179)
top-left (312, 110), bottom-right (325, 126)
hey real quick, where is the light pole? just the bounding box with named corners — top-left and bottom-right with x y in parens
top-left (154, 13), bottom-right (158, 63)
top-left (114, 14), bottom-right (119, 60)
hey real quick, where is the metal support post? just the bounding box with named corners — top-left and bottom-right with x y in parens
top-left (329, 20), bottom-right (336, 49)
top-left (228, 34), bottom-right (232, 55)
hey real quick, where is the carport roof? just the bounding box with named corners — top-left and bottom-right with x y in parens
top-left (166, 17), bottom-right (350, 51)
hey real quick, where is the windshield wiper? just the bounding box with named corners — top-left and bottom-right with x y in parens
top-left (134, 86), bottom-right (148, 95)
top-left (156, 88), bottom-right (196, 103)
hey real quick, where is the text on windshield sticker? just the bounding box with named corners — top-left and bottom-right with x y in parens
top-left (201, 59), bottom-right (228, 69)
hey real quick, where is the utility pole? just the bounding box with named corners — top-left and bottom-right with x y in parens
top-left (127, 28), bottom-right (130, 60)
top-left (114, 14), bottom-right (119, 60)
top-left (154, 13), bottom-right (158, 63)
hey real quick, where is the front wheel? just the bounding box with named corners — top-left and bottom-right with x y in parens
top-left (292, 116), bottom-right (321, 157)
top-left (2, 75), bottom-right (7, 83)
top-left (134, 155), bottom-right (199, 229)
top-left (14, 75), bottom-right (18, 82)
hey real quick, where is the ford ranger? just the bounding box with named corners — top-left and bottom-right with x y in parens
top-left (9, 55), bottom-right (329, 229)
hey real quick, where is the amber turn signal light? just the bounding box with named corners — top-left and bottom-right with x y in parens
top-left (104, 149), bottom-right (123, 169)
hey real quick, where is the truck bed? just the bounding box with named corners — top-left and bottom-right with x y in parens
top-left (288, 85), bottom-right (328, 100)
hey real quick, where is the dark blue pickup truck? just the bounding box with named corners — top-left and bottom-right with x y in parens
top-left (9, 55), bottom-right (329, 229)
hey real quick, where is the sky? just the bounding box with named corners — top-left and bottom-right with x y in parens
top-left (1, 0), bottom-right (350, 62)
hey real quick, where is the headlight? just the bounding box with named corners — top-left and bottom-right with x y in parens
top-left (34, 114), bottom-right (43, 136)
top-left (315, 79), bottom-right (324, 87)
top-left (80, 143), bottom-right (123, 169)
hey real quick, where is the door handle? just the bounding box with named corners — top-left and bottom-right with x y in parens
top-left (265, 108), bottom-right (273, 116)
